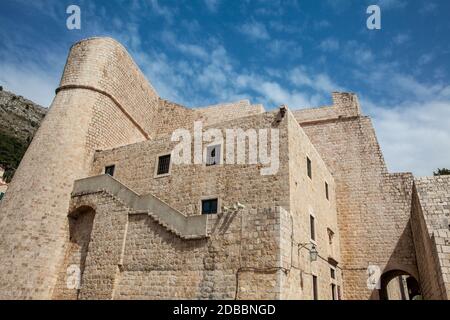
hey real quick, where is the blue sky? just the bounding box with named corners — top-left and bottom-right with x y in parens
top-left (0, 0), bottom-right (449, 176)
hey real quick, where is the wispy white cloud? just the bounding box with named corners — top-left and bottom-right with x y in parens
top-left (377, 0), bottom-right (407, 10)
top-left (365, 98), bottom-right (450, 176)
top-left (203, 0), bottom-right (220, 12)
top-left (421, 2), bottom-right (437, 14)
top-left (319, 38), bottom-right (340, 52)
top-left (240, 21), bottom-right (270, 40)
top-left (392, 33), bottom-right (410, 45)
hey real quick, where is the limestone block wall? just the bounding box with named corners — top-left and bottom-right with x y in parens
top-left (413, 176), bottom-right (450, 299)
top-left (293, 92), bottom-right (361, 124)
top-left (0, 37), bottom-right (167, 299)
top-left (296, 99), bottom-right (417, 300)
top-left (60, 109), bottom-right (342, 300)
top-left (194, 100), bottom-right (265, 126)
top-left (58, 189), bottom-right (285, 299)
top-left (91, 111), bottom-right (290, 216)
top-left (59, 37), bottom-right (160, 139)
top-left (410, 185), bottom-right (446, 299)
top-left (53, 109), bottom-right (294, 299)
top-left (279, 111), bottom-right (342, 299)
top-left (154, 99), bottom-right (198, 138)
top-left (0, 89), bottom-right (100, 299)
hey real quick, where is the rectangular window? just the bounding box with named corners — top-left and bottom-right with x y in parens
top-left (307, 157), bottom-right (312, 179)
top-left (331, 284), bottom-right (336, 300)
top-left (328, 228), bottom-right (334, 245)
top-left (312, 275), bottom-right (318, 300)
top-left (0, 192), bottom-right (4, 201)
top-left (328, 228), bottom-right (335, 257)
top-left (105, 165), bottom-right (115, 177)
top-left (325, 181), bottom-right (329, 200)
top-left (202, 198), bottom-right (218, 215)
top-left (157, 154), bottom-right (171, 176)
top-left (330, 268), bottom-right (336, 279)
top-left (206, 145), bottom-right (221, 166)
top-left (310, 215), bottom-right (316, 241)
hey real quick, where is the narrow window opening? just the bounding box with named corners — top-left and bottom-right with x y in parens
top-left (307, 157), bottom-right (312, 179)
top-left (105, 165), bottom-right (115, 177)
top-left (310, 215), bottom-right (316, 241)
top-left (313, 275), bottom-right (318, 300)
top-left (325, 181), bottom-right (329, 200)
top-left (331, 283), bottom-right (336, 300)
top-left (206, 145), bottom-right (221, 166)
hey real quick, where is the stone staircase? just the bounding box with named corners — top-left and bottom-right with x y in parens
top-left (71, 174), bottom-right (209, 240)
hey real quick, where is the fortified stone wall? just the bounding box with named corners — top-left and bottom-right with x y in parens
top-left (154, 99), bottom-right (198, 138)
top-left (293, 92), bottom-right (360, 124)
top-left (279, 111), bottom-right (342, 299)
top-left (56, 112), bottom-right (293, 299)
top-left (413, 176), bottom-right (450, 299)
top-left (294, 95), bottom-right (417, 300)
top-left (1, 35), bottom-right (441, 300)
top-left (410, 184), bottom-right (445, 299)
top-left (194, 100), bottom-right (265, 126)
top-left (59, 37), bottom-right (160, 140)
top-left (0, 37), bottom-right (167, 299)
top-left (92, 111), bottom-right (290, 216)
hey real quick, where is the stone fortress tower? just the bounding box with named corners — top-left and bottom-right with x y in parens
top-left (0, 37), bottom-right (448, 300)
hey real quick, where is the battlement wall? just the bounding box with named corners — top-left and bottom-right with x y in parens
top-left (293, 92), bottom-right (361, 124)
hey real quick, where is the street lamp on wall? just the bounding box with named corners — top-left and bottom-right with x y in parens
top-left (299, 243), bottom-right (319, 262)
top-left (309, 245), bottom-right (318, 262)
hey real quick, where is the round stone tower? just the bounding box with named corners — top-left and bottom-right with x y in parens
top-left (0, 37), bottom-right (159, 299)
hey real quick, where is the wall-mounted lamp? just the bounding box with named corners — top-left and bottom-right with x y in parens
top-left (299, 243), bottom-right (319, 262)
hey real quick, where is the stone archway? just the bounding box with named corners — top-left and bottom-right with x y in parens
top-left (52, 206), bottom-right (96, 299)
top-left (379, 269), bottom-right (422, 300)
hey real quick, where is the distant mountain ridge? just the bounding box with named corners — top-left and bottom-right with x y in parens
top-left (0, 87), bottom-right (47, 182)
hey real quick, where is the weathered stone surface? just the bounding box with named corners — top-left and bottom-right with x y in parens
top-left (0, 37), bottom-right (448, 300)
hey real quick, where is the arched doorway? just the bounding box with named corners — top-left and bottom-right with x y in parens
top-left (53, 206), bottom-right (96, 299)
top-left (379, 270), bottom-right (422, 300)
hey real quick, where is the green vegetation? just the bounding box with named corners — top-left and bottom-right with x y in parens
top-left (433, 168), bottom-right (450, 176)
top-left (0, 132), bottom-right (29, 182)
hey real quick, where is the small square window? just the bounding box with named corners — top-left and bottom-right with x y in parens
top-left (325, 181), bottom-right (329, 200)
top-left (105, 165), bottom-right (115, 177)
top-left (157, 154), bottom-right (171, 176)
top-left (307, 157), bottom-right (312, 179)
top-left (206, 145), bottom-right (221, 166)
top-left (310, 215), bottom-right (316, 241)
top-left (202, 198), bottom-right (218, 215)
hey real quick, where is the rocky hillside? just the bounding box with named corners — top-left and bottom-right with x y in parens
top-left (0, 87), bottom-right (47, 182)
